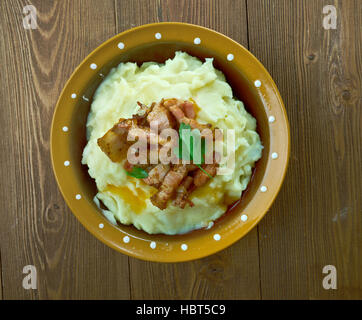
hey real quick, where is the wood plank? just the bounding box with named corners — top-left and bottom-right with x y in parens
top-left (247, 0), bottom-right (361, 299)
top-left (0, 0), bottom-right (130, 299)
top-left (0, 252), bottom-right (2, 299)
top-left (2, 0), bottom-right (359, 300)
top-left (114, 0), bottom-right (261, 299)
top-left (129, 232), bottom-right (260, 299)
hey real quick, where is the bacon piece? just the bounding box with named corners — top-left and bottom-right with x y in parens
top-left (168, 104), bottom-right (211, 131)
top-left (181, 117), bottom-right (212, 131)
top-left (127, 125), bottom-right (168, 146)
top-left (98, 115), bottom-right (169, 163)
top-left (143, 164), bottom-right (170, 188)
top-left (147, 101), bottom-right (175, 131)
top-left (185, 164), bottom-right (199, 172)
top-left (181, 101), bottom-right (196, 119)
top-left (163, 98), bottom-right (178, 108)
top-left (168, 104), bottom-right (185, 122)
top-left (164, 99), bottom-right (196, 119)
top-left (193, 163), bottom-right (218, 187)
top-left (150, 165), bottom-right (188, 210)
top-left (97, 119), bottom-right (134, 162)
top-left (173, 176), bottom-right (194, 209)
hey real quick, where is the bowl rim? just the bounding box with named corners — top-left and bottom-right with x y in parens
top-left (51, 22), bottom-right (290, 262)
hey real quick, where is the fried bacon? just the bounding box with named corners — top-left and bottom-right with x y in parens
top-left (98, 117), bottom-right (168, 163)
top-left (150, 165), bottom-right (188, 210)
top-left (193, 163), bottom-right (218, 187)
top-left (173, 176), bottom-right (195, 209)
top-left (163, 99), bottom-right (196, 119)
top-left (143, 164), bottom-right (170, 188)
top-left (97, 98), bottom-right (219, 210)
top-left (182, 101), bottom-right (196, 119)
top-left (164, 99), bottom-right (212, 131)
top-left (147, 100), bottom-right (175, 131)
top-left (150, 164), bottom-right (198, 209)
top-left (97, 119), bottom-right (133, 162)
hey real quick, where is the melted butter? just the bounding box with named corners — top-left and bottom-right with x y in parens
top-left (190, 181), bottom-right (223, 203)
top-left (105, 184), bottom-right (149, 214)
top-left (222, 193), bottom-right (238, 206)
top-left (189, 180), bottom-right (238, 206)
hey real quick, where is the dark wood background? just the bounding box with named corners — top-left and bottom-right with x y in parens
top-left (0, 0), bottom-right (360, 299)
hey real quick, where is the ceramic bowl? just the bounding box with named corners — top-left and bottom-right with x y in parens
top-left (51, 22), bottom-right (290, 262)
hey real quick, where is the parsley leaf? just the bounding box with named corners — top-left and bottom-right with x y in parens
top-left (174, 122), bottom-right (192, 161)
top-left (174, 122), bottom-right (213, 179)
top-left (125, 166), bottom-right (148, 179)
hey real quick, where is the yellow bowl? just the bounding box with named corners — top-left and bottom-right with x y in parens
top-left (51, 22), bottom-right (290, 262)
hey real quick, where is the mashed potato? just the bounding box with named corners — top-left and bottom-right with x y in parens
top-left (82, 51), bottom-right (262, 235)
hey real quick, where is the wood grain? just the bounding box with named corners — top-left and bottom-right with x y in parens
top-left (0, 0), bottom-right (130, 299)
top-left (247, 0), bottom-right (361, 299)
top-left (115, 0), bottom-right (261, 299)
top-left (0, 252), bottom-right (2, 299)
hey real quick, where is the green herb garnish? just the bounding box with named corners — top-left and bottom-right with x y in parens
top-left (126, 166), bottom-right (149, 179)
top-left (174, 122), bottom-right (213, 178)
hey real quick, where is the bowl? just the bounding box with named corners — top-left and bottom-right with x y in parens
top-left (51, 22), bottom-right (290, 262)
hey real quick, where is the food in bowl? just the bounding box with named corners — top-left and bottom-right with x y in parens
top-left (82, 51), bottom-right (262, 235)
top-left (97, 97), bottom-right (218, 210)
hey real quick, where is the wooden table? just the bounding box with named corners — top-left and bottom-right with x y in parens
top-left (0, 0), bottom-right (361, 300)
